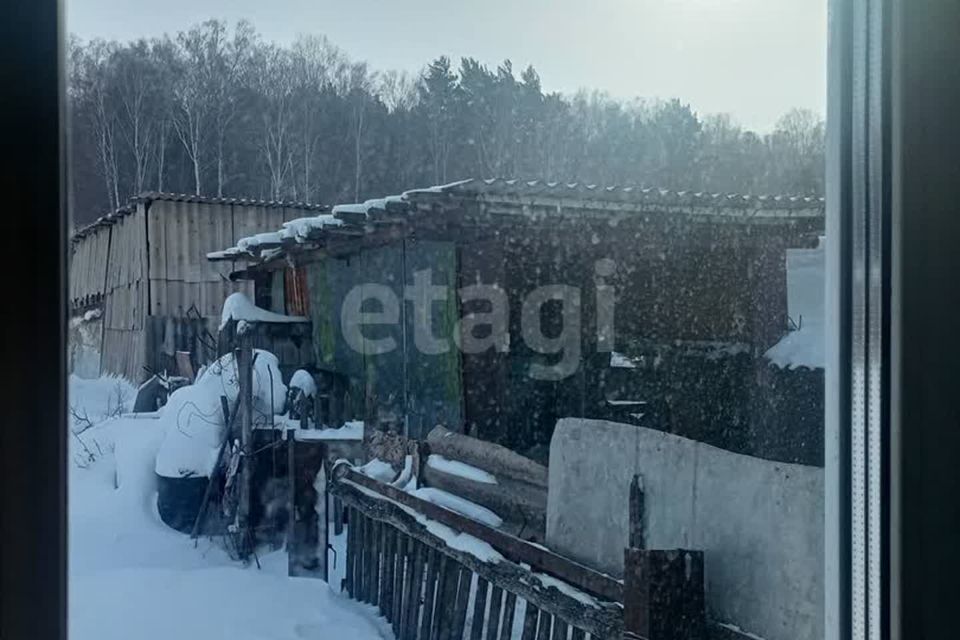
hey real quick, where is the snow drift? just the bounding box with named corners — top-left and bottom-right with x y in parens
top-left (154, 349), bottom-right (287, 479)
top-left (69, 375), bottom-right (391, 640)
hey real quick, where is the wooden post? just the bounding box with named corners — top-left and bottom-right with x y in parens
top-left (622, 549), bottom-right (705, 640)
top-left (551, 619), bottom-right (568, 640)
top-left (621, 548), bottom-right (647, 640)
top-left (418, 547), bottom-right (440, 640)
top-left (536, 611), bottom-right (552, 640)
top-left (370, 520), bottom-right (382, 607)
top-left (357, 514), bottom-right (368, 601)
top-left (450, 567), bottom-right (473, 640)
top-left (391, 533), bottom-right (406, 637)
top-left (485, 586), bottom-right (504, 640)
top-left (286, 427), bottom-right (296, 570)
top-left (499, 592), bottom-right (517, 640)
top-left (320, 462), bottom-right (329, 582)
top-left (401, 541), bottom-right (423, 640)
top-left (344, 508), bottom-right (355, 595)
top-left (629, 474), bottom-right (645, 549)
top-left (333, 496), bottom-right (345, 535)
top-left (470, 577), bottom-right (490, 640)
top-left (520, 602), bottom-right (540, 640)
top-left (381, 526), bottom-right (395, 620)
top-left (236, 333), bottom-right (254, 560)
top-left (623, 473), bottom-right (704, 640)
top-left (363, 516), bottom-right (375, 604)
top-left (434, 555), bottom-right (459, 640)
top-left (300, 392), bottom-right (309, 430)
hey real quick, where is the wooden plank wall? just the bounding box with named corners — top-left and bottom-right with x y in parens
top-left (98, 200), bottom-right (310, 382)
top-left (69, 224), bottom-right (111, 308)
top-left (147, 201), bottom-right (304, 324)
top-left (100, 205), bottom-right (148, 381)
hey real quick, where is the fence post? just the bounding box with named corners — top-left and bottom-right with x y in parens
top-left (622, 549), bottom-right (705, 640)
top-left (622, 473), bottom-right (704, 640)
top-left (236, 330), bottom-right (254, 560)
top-left (629, 474), bottom-right (645, 550)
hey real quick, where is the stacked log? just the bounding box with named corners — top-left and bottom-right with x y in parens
top-left (422, 426), bottom-right (548, 542)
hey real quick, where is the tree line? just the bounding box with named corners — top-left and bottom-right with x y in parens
top-left (67, 19), bottom-right (825, 227)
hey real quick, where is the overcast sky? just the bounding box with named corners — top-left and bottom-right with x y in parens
top-left (66, 0), bottom-right (826, 133)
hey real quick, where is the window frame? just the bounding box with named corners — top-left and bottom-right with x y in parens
top-left (5, 0), bottom-right (960, 638)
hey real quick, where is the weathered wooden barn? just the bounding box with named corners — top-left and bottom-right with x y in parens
top-left (209, 179), bottom-right (826, 464)
top-left (69, 192), bottom-right (329, 382)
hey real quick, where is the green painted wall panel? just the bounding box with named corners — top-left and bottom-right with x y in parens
top-left (402, 239), bottom-right (463, 438)
top-left (304, 239), bottom-right (462, 436)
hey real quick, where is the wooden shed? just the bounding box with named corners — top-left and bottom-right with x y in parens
top-left (69, 192), bottom-right (329, 382)
top-left (210, 179), bottom-right (826, 462)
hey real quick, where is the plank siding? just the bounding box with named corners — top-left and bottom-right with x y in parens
top-left (100, 205), bottom-right (149, 380)
top-left (78, 197), bottom-right (324, 381)
top-left (69, 224), bottom-right (111, 307)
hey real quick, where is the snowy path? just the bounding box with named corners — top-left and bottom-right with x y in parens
top-left (68, 375), bottom-right (391, 640)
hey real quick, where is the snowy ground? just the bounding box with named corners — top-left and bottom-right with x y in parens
top-left (68, 374), bottom-right (392, 640)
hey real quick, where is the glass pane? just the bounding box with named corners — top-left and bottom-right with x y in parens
top-left (65, 3), bottom-right (827, 640)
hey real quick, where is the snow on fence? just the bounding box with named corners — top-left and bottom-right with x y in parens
top-left (328, 463), bottom-right (706, 640)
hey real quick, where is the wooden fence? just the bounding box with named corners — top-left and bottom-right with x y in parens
top-left (329, 464), bottom-right (705, 640)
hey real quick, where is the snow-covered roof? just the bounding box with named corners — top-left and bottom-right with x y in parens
top-left (237, 232), bottom-right (283, 252)
top-left (206, 178), bottom-right (826, 266)
top-left (279, 215), bottom-right (343, 241)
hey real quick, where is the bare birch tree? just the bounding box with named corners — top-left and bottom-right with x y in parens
top-left (289, 35), bottom-right (342, 201)
top-left (111, 41), bottom-right (161, 194)
top-left (170, 28), bottom-right (208, 195)
top-left (254, 44), bottom-right (296, 200)
top-left (208, 21), bottom-right (255, 197)
top-left (72, 39), bottom-right (123, 210)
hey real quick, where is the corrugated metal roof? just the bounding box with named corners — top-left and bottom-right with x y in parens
top-left (208, 177), bottom-right (827, 265)
top-left (404, 178), bottom-right (825, 213)
top-left (72, 191), bottom-right (329, 241)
